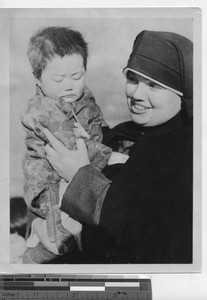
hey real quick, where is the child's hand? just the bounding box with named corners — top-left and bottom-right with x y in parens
top-left (74, 122), bottom-right (90, 139)
top-left (108, 151), bottom-right (129, 165)
top-left (27, 218), bottom-right (59, 255)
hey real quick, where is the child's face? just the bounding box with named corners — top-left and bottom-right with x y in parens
top-left (125, 71), bottom-right (181, 127)
top-left (37, 54), bottom-right (86, 103)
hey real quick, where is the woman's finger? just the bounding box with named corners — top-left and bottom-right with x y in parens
top-left (76, 138), bottom-right (90, 165)
top-left (43, 128), bottom-right (66, 154)
top-left (44, 144), bottom-right (58, 169)
top-left (44, 144), bottom-right (57, 159)
top-left (76, 138), bottom-right (88, 151)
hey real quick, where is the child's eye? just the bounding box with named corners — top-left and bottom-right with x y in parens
top-left (52, 76), bottom-right (64, 82)
top-left (72, 73), bottom-right (83, 80)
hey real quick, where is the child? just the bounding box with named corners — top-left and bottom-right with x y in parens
top-left (10, 197), bottom-right (28, 263)
top-left (21, 26), bottom-right (128, 263)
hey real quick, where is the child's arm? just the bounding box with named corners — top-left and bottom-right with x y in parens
top-left (21, 95), bottom-right (73, 246)
top-left (21, 97), bottom-right (60, 219)
top-left (74, 88), bottom-right (113, 171)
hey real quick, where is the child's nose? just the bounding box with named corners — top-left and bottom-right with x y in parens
top-left (64, 77), bottom-right (73, 90)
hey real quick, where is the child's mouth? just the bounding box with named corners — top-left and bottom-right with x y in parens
top-left (60, 95), bottom-right (76, 102)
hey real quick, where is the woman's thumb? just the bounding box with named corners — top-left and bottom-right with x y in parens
top-left (76, 138), bottom-right (87, 151)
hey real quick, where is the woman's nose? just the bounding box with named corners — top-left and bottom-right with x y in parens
top-left (132, 82), bottom-right (146, 98)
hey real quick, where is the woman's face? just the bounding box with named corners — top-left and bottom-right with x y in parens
top-left (125, 71), bottom-right (182, 127)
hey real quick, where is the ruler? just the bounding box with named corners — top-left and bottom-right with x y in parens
top-left (0, 274), bottom-right (152, 299)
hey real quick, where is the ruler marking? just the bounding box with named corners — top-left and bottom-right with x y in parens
top-left (70, 286), bottom-right (105, 291)
top-left (105, 282), bottom-right (140, 287)
top-left (0, 276), bottom-right (151, 299)
top-left (69, 282), bottom-right (104, 287)
top-left (34, 282), bottom-right (68, 287)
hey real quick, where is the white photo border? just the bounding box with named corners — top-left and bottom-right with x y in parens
top-left (0, 6), bottom-right (202, 274)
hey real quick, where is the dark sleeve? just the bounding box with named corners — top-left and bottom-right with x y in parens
top-left (60, 163), bottom-right (130, 241)
top-left (60, 165), bottom-right (111, 225)
top-left (101, 126), bottom-right (111, 144)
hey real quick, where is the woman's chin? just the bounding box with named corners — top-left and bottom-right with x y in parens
top-left (130, 112), bottom-right (151, 126)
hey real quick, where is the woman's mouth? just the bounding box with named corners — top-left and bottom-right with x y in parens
top-left (129, 98), bottom-right (151, 113)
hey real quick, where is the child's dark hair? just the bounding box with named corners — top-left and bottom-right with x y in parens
top-left (27, 26), bottom-right (88, 79)
top-left (10, 197), bottom-right (27, 238)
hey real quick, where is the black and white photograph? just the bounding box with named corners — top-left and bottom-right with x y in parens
top-left (0, 7), bottom-right (202, 276)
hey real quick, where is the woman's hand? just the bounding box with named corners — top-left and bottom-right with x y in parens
top-left (108, 151), bottom-right (129, 165)
top-left (43, 128), bottom-right (90, 182)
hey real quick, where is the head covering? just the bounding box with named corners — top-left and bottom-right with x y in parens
top-left (124, 30), bottom-right (193, 118)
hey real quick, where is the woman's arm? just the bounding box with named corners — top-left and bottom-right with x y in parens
top-left (43, 128), bottom-right (111, 223)
top-left (43, 128), bottom-right (125, 239)
top-left (60, 164), bottom-right (111, 225)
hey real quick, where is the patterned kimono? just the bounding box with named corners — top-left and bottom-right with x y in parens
top-left (21, 85), bottom-right (112, 258)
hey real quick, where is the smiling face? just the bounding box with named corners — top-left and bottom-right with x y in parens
top-left (125, 70), bottom-right (182, 127)
top-left (37, 54), bottom-right (86, 103)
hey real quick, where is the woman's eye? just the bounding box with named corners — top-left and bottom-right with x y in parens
top-left (126, 72), bottom-right (139, 84)
top-left (129, 78), bottom-right (139, 84)
top-left (148, 82), bottom-right (161, 89)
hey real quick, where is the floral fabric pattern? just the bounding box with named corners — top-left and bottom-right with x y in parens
top-left (21, 86), bottom-right (112, 254)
